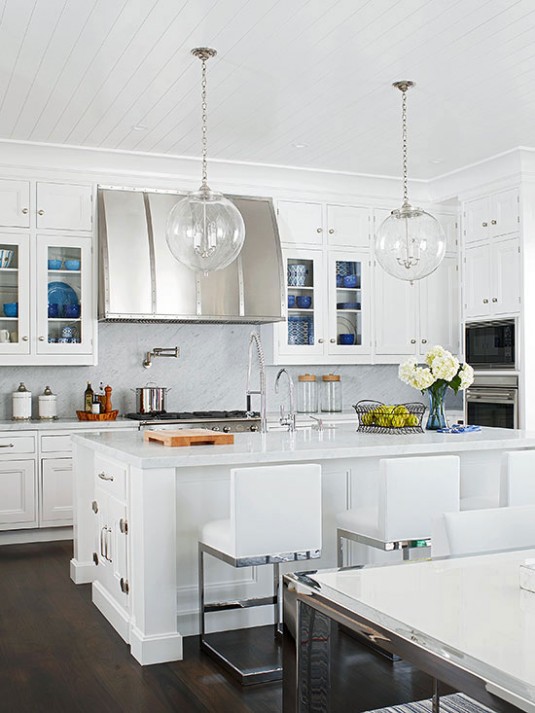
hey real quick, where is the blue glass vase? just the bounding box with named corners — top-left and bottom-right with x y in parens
top-left (426, 383), bottom-right (448, 430)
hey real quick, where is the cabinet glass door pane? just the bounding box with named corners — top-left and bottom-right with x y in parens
top-left (287, 257), bottom-right (316, 347)
top-left (46, 245), bottom-right (82, 345)
top-left (335, 259), bottom-right (362, 346)
top-left (0, 235), bottom-right (30, 353)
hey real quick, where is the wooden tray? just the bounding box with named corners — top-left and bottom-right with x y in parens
top-left (76, 410), bottom-right (118, 421)
top-left (144, 428), bottom-right (234, 447)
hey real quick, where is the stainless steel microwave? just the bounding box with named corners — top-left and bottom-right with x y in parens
top-left (465, 320), bottom-right (515, 370)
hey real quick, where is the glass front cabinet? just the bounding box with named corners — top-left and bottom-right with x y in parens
top-left (276, 247), bottom-right (371, 364)
top-left (0, 233), bottom-right (94, 364)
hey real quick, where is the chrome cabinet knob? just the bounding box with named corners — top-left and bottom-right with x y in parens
top-left (318, 338), bottom-right (324, 343)
top-left (492, 297), bottom-right (498, 302)
top-left (482, 222), bottom-right (488, 227)
top-left (491, 219), bottom-right (497, 225)
top-left (21, 208), bottom-right (28, 214)
top-left (328, 228), bottom-right (334, 234)
top-left (316, 227), bottom-right (322, 233)
top-left (37, 209), bottom-right (45, 216)
top-left (410, 339), bottom-right (416, 344)
top-left (421, 338), bottom-right (427, 344)
top-left (329, 338), bottom-right (336, 343)
top-left (38, 336), bottom-right (45, 341)
top-left (22, 336), bottom-right (28, 341)
top-left (483, 299), bottom-right (489, 304)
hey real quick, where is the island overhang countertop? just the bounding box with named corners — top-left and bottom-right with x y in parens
top-left (72, 425), bottom-right (535, 469)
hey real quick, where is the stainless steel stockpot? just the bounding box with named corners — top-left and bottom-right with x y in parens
top-left (133, 385), bottom-right (170, 414)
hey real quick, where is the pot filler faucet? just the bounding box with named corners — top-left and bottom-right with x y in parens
top-left (275, 368), bottom-right (296, 432)
top-left (246, 332), bottom-right (268, 433)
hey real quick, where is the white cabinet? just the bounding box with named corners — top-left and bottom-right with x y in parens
top-left (277, 199), bottom-right (370, 248)
top-left (92, 455), bottom-right (129, 627)
top-left (36, 182), bottom-right (93, 232)
top-left (0, 430), bottom-right (37, 530)
top-left (277, 200), bottom-right (324, 245)
top-left (0, 232), bottom-right (95, 364)
top-left (0, 179), bottom-right (30, 228)
top-left (272, 246), bottom-right (371, 364)
top-left (464, 188), bottom-right (519, 245)
top-left (0, 180), bottom-right (92, 232)
top-left (0, 460), bottom-right (36, 529)
top-left (41, 458), bottom-right (73, 526)
top-left (375, 256), bottom-right (460, 359)
top-left (464, 237), bottom-right (520, 319)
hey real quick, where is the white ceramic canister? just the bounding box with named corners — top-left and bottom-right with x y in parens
top-left (13, 382), bottom-right (32, 421)
top-left (38, 385), bottom-right (57, 420)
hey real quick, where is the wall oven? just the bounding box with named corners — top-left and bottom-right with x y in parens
top-left (465, 319), bottom-right (515, 370)
top-left (465, 374), bottom-right (518, 429)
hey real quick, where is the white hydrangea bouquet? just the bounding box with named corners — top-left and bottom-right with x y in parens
top-left (398, 345), bottom-right (474, 430)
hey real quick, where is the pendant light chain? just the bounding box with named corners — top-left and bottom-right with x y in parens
top-left (200, 55), bottom-right (209, 190)
top-left (401, 86), bottom-right (409, 206)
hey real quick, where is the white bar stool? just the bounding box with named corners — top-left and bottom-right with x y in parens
top-left (500, 451), bottom-right (535, 506)
top-left (336, 455), bottom-right (460, 567)
top-left (432, 504), bottom-right (535, 557)
top-left (198, 462), bottom-right (322, 685)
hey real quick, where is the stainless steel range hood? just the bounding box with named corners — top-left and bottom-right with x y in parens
top-left (98, 187), bottom-right (284, 323)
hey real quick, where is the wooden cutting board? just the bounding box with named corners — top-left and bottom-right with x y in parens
top-left (144, 428), bottom-right (234, 447)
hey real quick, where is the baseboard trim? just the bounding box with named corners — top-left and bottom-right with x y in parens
top-left (0, 527), bottom-right (73, 546)
top-left (70, 557), bottom-right (96, 584)
top-left (92, 581), bottom-right (130, 644)
top-left (129, 625), bottom-right (183, 665)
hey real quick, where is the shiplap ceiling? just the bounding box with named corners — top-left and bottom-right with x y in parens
top-left (0, 0), bottom-right (534, 179)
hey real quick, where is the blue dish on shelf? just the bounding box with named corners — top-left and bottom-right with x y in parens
top-left (64, 259), bottom-right (81, 271)
top-left (337, 302), bottom-right (360, 310)
top-left (47, 282), bottom-right (79, 312)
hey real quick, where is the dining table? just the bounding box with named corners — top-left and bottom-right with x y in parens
top-left (282, 549), bottom-right (535, 713)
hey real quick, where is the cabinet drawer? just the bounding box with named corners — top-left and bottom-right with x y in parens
top-left (94, 454), bottom-right (127, 500)
top-left (40, 434), bottom-right (73, 454)
top-left (0, 434), bottom-right (36, 456)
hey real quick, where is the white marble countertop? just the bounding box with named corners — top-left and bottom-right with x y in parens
top-left (0, 418), bottom-right (139, 431)
top-left (72, 425), bottom-right (535, 470)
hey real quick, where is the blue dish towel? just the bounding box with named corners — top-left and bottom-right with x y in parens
top-left (436, 425), bottom-right (482, 434)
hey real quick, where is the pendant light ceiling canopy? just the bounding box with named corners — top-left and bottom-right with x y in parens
top-left (166, 48), bottom-right (245, 274)
top-left (375, 81), bottom-right (445, 282)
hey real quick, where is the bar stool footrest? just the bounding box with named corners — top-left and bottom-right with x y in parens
top-left (204, 595), bottom-right (277, 613)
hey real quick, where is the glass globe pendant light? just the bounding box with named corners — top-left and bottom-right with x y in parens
top-left (375, 81), bottom-right (445, 282)
top-left (166, 48), bottom-right (245, 274)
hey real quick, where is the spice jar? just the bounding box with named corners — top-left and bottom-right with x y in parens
top-left (297, 373), bottom-right (318, 413)
top-left (320, 373), bottom-right (342, 412)
top-left (38, 386), bottom-right (57, 420)
top-left (12, 382), bottom-right (32, 421)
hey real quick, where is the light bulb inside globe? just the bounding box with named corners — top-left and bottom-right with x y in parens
top-left (166, 188), bottom-right (245, 274)
top-left (375, 203), bottom-right (446, 281)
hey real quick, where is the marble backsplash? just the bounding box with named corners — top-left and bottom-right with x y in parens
top-left (0, 322), bottom-right (462, 420)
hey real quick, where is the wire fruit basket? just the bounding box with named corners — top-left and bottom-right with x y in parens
top-left (353, 400), bottom-right (426, 434)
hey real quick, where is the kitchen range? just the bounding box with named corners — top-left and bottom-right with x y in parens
top-left (125, 409), bottom-right (261, 432)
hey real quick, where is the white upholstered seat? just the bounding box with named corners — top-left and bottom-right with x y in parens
top-left (198, 462), bottom-right (322, 685)
top-left (336, 455), bottom-right (460, 566)
top-left (432, 503), bottom-right (535, 558)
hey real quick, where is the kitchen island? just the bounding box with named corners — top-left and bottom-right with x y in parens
top-left (70, 426), bottom-right (535, 665)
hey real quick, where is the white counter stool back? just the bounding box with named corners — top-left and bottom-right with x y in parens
top-left (432, 504), bottom-right (535, 557)
top-left (336, 455), bottom-right (460, 567)
top-left (500, 451), bottom-right (535, 506)
top-left (199, 462), bottom-right (322, 685)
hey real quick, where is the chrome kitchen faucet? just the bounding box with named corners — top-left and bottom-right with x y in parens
top-left (246, 332), bottom-right (268, 433)
top-left (275, 368), bottom-right (296, 432)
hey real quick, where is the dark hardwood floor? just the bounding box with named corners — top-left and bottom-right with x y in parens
top-left (0, 541), bottom-right (441, 713)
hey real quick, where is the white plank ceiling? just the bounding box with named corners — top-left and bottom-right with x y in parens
top-left (0, 0), bottom-right (534, 178)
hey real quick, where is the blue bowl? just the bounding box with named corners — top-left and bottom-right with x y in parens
top-left (296, 295), bottom-right (312, 309)
top-left (343, 274), bottom-right (358, 288)
top-left (287, 294), bottom-right (296, 308)
top-left (48, 259), bottom-right (62, 270)
top-left (339, 333), bottom-right (355, 345)
top-left (3, 302), bottom-right (18, 318)
top-left (64, 259), bottom-right (81, 271)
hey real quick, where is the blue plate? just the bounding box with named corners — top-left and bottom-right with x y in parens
top-left (47, 281), bottom-right (79, 310)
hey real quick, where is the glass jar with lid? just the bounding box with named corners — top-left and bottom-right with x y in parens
top-left (297, 373), bottom-right (318, 413)
top-left (321, 373), bottom-right (342, 412)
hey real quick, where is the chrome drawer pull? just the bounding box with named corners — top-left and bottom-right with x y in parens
top-left (0, 443), bottom-right (14, 448)
top-left (98, 471), bottom-right (114, 481)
